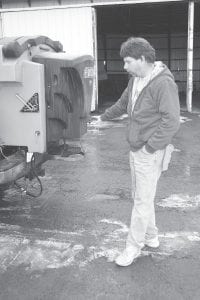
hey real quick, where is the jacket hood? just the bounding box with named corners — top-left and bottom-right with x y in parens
top-left (152, 61), bottom-right (175, 81)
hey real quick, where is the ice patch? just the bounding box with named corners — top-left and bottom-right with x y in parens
top-left (157, 194), bottom-right (200, 209)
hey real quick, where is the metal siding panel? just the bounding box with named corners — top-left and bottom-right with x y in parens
top-left (31, 0), bottom-right (59, 6)
top-left (171, 49), bottom-right (187, 59)
top-left (2, 1), bottom-right (29, 9)
top-left (62, 0), bottom-right (91, 4)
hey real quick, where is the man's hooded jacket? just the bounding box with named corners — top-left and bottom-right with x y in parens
top-left (101, 62), bottom-right (180, 153)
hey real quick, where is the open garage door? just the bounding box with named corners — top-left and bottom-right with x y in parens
top-left (96, 2), bottom-right (200, 109)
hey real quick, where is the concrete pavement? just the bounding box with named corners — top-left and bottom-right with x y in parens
top-left (0, 104), bottom-right (200, 299)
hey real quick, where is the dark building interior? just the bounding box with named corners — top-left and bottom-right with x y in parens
top-left (96, 2), bottom-right (200, 107)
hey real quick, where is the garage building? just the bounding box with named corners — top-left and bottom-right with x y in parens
top-left (0, 0), bottom-right (199, 111)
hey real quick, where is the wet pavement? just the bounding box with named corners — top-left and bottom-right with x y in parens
top-left (0, 106), bottom-right (200, 299)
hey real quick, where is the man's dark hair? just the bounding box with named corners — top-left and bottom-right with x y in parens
top-left (120, 37), bottom-right (156, 63)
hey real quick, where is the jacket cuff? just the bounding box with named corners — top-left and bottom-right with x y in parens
top-left (145, 144), bottom-right (156, 154)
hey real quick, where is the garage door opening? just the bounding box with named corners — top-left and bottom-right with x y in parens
top-left (96, 2), bottom-right (200, 110)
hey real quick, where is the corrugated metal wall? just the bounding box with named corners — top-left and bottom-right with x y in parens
top-left (98, 33), bottom-right (200, 93)
top-left (1, 0), bottom-right (29, 8)
top-left (1, 7), bottom-right (94, 56)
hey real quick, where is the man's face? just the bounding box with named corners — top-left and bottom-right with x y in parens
top-left (123, 56), bottom-right (144, 77)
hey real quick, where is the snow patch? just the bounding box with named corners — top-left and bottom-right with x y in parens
top-left (174, 148), bottom-right (181, 152)
top-left (0, 233), bottom-right (84, 272)
top-left (0, 218), bottom-right (199, 271)
top-left (180, 116), bottom-right (192, 123)
top-left (100, 218), bottom-right (128, 233)
top-left (88, 194), bottom-right (120, 201)
top-left (157, 194), bottom-right (200, 209)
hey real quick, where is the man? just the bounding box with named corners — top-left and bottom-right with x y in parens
top-left (100, 37), bottom-right (180, 267)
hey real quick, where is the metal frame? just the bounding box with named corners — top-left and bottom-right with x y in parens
top-left (186, 0), bottom-right (194, 112)
top-left (0, 0), bottom-right (187, 13)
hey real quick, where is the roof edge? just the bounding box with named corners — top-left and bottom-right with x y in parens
top-left (0, 0), bottom-right (187, 14)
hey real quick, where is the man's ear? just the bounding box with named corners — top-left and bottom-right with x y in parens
top-left (140, 55), bottom-right (145, 62)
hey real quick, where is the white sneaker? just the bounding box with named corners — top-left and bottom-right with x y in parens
top-left (115, 247), bottom-right (141, 267)
top-left (145, 237), bottom-right (159, 248)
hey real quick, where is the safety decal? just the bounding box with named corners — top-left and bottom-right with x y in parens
top-left (17, 93), bottom-right (39, 112)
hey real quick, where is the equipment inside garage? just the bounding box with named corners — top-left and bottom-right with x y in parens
top-left (96, 2), bottom-right (200, 106)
